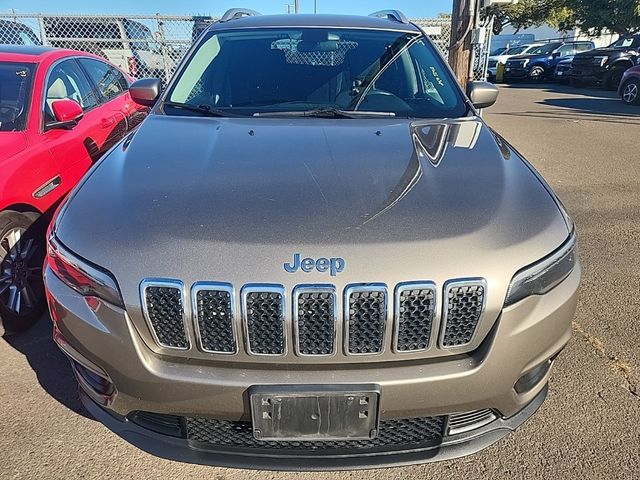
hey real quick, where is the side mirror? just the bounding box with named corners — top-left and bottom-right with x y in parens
top-left (552, 51), bottom-right (561, 58)
top-left (49, 99), bottom-right (83, 130)
top-left (129, 78), bottom-right (162, 107)
top-left (467, 81), bottom-right (499, 109)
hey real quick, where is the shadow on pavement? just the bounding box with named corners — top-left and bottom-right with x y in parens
top-left (2, 314), bottom-right (92, 419)
top-left (541, 97), bottom-right (640, 118)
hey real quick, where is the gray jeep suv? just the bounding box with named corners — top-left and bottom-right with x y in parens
top-left (43, 9), bottom-right (580, 470)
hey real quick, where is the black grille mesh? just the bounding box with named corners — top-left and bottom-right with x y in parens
top-left (296, 291), bottom-right (335, 355)
top-left (195, 289), bottom-right (235, 353)
top-left (396, 287), bottom-right (435, 351)
top-left (185, 416), bottom-right (445, 451)
top-left (245, 291), bottom-right (285, 355)
top-left (347, 289), bottom-right (386, 354)
top-left (144, 286), bottom-right (188, 348)
top-left (442, 284), bottom-right (484, 347)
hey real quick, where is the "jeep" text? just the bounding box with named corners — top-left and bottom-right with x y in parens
top-left (283, 253), bottom-right (345, 276)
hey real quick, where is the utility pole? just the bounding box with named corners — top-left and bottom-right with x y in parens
top-left (448, 0), bottom-right (476, 87)
top-left (294, 0), bottom-right (300, 14)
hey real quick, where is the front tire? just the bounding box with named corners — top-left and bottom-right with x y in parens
top-left (0, 211), bottom-right (46, 335)
top-left (621, 78), bottom-right (640, 105)
top-left (529, 66), bottom-right (545, 83)
top-left (605, 67), bottom-right (626, 90)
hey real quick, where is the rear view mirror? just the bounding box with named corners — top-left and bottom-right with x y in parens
top-left (49, 99), bottom-right (83, 130)
top-left (129, 78), bottom-right (162, 107)
top-left (467, 81), bottom-right (499, 109)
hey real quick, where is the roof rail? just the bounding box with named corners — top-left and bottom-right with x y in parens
top-left (219, 8), bottom-right (261, 23)
top-left (369, 10), bottom-right (409, 24)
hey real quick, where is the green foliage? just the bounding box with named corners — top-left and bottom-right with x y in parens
top-left (488, 0), bottom-right (640, 36)
top-left (488, 0), bottom-right (571, 34)
top-left (562, 0), bottom-right (640, 35)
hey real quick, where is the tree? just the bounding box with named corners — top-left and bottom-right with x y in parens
top-left (487, 0), bottom-right (572, 34)
top-left (486, 0), bottom-right (640, 36)
top-left (561, 0), bottom-right (640, 35)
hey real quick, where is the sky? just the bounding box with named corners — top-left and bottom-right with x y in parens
top-left (1, 0), bottom-right (452, 18)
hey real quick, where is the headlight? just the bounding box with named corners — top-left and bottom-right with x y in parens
top-left (593, 56), bottom-right (608, 66)
top-left (46, 233), bottom-right (125, 308)
top-left (504, 231), bottom-right (577, 306)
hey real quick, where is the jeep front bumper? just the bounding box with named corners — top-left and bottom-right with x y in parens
top-left (44, 264), bottom-right (580, 469)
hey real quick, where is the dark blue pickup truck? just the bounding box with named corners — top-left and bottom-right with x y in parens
top-left (504, 40), bottom-right (594, 82)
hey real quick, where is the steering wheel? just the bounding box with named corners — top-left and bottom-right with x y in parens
top-left (0, 103), bottom-right (21, 119)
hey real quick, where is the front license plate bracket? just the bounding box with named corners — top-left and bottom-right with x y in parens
top-left (249, 384), bottom-right (380, 442)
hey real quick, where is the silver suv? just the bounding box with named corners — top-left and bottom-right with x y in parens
top-left (44, 9), bottom-right (580, 470)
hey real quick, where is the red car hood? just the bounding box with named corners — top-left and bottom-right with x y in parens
top-left (0, 132), bottom-right (28, 160)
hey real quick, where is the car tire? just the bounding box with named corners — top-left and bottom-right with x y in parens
top-left (0, 211), bottom-right (47, 336)
top-left (529, 66), bottom-right (545, 83)
top-left (621, 78), bottom-right (640, 105)
top-left (605, 67), bottom-right (626, 90)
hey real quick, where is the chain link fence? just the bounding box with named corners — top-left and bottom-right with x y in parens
top-left (0, 13), bottom-right (460, 83)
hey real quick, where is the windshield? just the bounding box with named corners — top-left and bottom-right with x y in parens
top-left (506, 45), bottom-right (528, 55)
top-left (609, 36), bottom-right (640, 49)
top-left (490, 47), bottom-right (507, 55)
top-left (528, 43), bottom-right (561, 55)
top-left (167, 28), bottom-right (467, 119)
top-left (0, 62), bottom-right (34, 132)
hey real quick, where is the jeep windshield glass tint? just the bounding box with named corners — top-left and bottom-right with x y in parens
top-left (0, 62), bottom-right (33, 132)
top-left (167, 28), bottom-right (467, 118)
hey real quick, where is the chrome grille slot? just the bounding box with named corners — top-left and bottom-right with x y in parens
top-left (293, 286), bottom-right (337, 356)
top-left (242, 285), bottom-right (286, 356)
top-left (394, 283), bottom-right (436, 352)
top-left (344, 285), bottom-right (388, 355)
top-left (141, 280), bottom-right (189, 350)
top-left (440, 280), bottom-right (486, 347)
top-left (448, 409), bottom-right (497, 435)
top-left (192, 283), bottom-right (236, 354)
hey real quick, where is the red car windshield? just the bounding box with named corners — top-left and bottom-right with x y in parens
top-left (0, 62), bottom-right (34, 132)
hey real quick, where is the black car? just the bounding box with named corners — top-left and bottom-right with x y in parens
top-left (571, 35), bottom-right (640, 89)
top-left (504, 41), bottom-right (594, 82)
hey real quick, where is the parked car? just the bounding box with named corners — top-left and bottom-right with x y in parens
top-left (0, 19), bottom-right (41, 46)
top-left (504, 41), bottom-right (594, 82)
top-left (42, 17), bottom-right (175, 81)
top-left (618, 65), bottom-right (640, 105)
top-left (0, 45), bottom-right (148, 334)
top-left (487, 43), bottom-right (544, 81)
top-left (44, 10), bottom-right (580, 470)
top-left (554, 55), bottom-right (574, 83)
top-left (571, 34), bottom-right (640, 89)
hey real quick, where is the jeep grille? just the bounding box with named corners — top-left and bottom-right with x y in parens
top-left (242, 286), bottom-right (286, 356)
top-left (140, 279), bottom-right (488, 358)
top-left (294, 287), bottom-right (337, 356)
top-left (193, 284), bottom-right (236, 354)
top-left (440, 281), bottom-right (486, 347)
top-left (141, 281), bottom-right (189, 350)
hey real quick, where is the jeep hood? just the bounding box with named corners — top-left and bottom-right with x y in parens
top-left (56, 115), bottom-right (570, 307)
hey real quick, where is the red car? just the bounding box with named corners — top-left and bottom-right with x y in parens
top-left (0, 45), bottom-right (148, 334)
top-left (619, 65), bottom-right (640, 105)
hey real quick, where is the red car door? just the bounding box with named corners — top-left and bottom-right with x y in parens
top-left (42, 57), bottom-right (120, 182)
top-left (76, 58), bottom-right (138, 143)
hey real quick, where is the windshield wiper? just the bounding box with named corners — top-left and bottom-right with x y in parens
top-left (254, 107), bottom-right (396, 118)
top-left (163, 101), bottom-right (235, 117)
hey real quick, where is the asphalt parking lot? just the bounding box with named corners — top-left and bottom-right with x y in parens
top-left (1, 84), bottom-right (639, 479)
